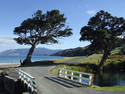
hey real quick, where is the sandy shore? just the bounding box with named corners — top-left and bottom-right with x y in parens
top-left (0, 64), bottom-right (20, 68)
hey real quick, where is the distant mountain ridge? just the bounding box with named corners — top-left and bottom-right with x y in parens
top-left (51, 46), bottom-right (93, 57)
top-left (0, 48), bottom-right (62, 56)
top-left (52, 43), bottom-right (125, 57)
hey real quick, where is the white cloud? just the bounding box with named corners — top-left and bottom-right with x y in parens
top-left (86, 10), bottom-right (96, 15)
top-left (0, 36), bottom-right (28, 52)
top-left (0, 36), bottom-right (15, 44)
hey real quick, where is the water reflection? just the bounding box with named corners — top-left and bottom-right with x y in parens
top-left (94, 72), bottom-right (125, 86)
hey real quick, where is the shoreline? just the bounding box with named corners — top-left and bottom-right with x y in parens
top-left (0, 64), bottom-right (20, 68)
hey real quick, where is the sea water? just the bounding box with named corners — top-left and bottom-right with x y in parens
top-left (0, 56), bottom-right (64, 65)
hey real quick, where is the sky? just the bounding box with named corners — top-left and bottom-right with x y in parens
top-left (0, 0), bottom-right (125, 52)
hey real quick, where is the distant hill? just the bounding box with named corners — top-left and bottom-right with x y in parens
top-left (52, 43), bottom-right (125, 57)
top-left (0, 48), bottom-right (62, 56)
top-left (51, 46), bottom-right (93, 57)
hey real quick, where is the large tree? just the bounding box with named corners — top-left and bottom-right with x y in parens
top-left (14, 10), bottom-right (72, 64)
top-left (80, 10), bottom-right (125, 71)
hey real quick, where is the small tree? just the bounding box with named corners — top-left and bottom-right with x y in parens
top-left (14, 10), bottom-right (72, 64)
top-left (80, 10), bottom-right (125, 71)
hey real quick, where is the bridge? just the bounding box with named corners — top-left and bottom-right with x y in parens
top-left (17, 68), bottom-right (94, 94)
top-left (16, 65), bottom-right (123, 94)
top-left (18, 69), bottom-right (37, 94)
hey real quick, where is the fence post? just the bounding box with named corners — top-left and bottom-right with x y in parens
top-left (58, 69), bottom-right (62, 77)
top-left (79, 73), bottom-right (82, 83)
top-left (64, 70), bottom-right (67, 78)
top-left (89, 74), bottom-right (94, 86)
top-left (71, 72), bottom-right (74, 80)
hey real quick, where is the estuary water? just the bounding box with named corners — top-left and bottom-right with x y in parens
top-left (94, 72), bottom-right (125, 86)
top-left (0, 56), bottom-right (64, 65)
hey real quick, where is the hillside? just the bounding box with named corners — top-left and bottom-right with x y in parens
top-left (52, 42), bottom-right (125, 57)
top-left (0, 48), bottom-right (62, 56)
top-left (51, 46), bottom-right (93, 57)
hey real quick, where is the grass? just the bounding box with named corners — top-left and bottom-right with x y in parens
top-left (54, 57), bottom-right (78, 63)
top-left (106, 55), bottom-right (125, 64)
top-left (54, 54), bottom-right (103, 65)
top-left (51, 65), bottom-right (89, 75)
top-left (73, 54), bottom-right (102, 65)
top-left (52, 54), bottom-right (104, 74)
top-left (52, 54), bottom-right (125, 74)
top-left (111, 47), bottom-right (122, 55)
top-left (89, 86), bottom-right (125, 92)
top-left (51, 65), bottom-right (66, 75)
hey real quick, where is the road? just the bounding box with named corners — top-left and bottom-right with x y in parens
top-left (59, 56), bottom-right (85, 64)
top-left (19, 65), bottom-right (124, 94)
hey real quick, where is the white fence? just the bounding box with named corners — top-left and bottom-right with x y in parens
top-left (18, 69), bottom-right (37, 93)
top-left (58, 68), bottom-right (94, 86)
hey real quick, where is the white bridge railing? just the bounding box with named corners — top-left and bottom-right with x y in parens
top-left (18, 69), bottom-right (37, 93)
top-left (58, 68), bottom-right (94, 86)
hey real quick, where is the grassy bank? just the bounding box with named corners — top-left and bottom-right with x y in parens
top-left (89, 86), bottom-right (125, 92)
top-left (52, 54), bottom-right (125, 73)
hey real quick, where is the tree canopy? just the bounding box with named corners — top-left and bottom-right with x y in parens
top-left (80, 10), bottom-right (125, 71)
top-left (13, 9), bottom-right (72, 64)
top-left (14, 10), bottom-right (72, 46)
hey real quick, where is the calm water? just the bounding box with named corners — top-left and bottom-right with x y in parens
top-left (94, 72), bottom-right (125, 86)
top-left (0, 56), bottom-right (64, 64)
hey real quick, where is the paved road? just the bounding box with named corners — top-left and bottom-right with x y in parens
top-left (19, 66), bottom-right (124, 94)
top-left (59, 56), bottom-right (85, 64)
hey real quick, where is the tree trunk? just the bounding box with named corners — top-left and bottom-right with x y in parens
top-left (97, 49), bottom-right (109, 72)
top-left (23, 44), bottom-right (36, 65)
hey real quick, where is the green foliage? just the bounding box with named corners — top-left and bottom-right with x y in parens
top-left (80, 10), bottom-right (125, 70)
top-left (80, 10), bottom-right (125, 52)
top-left (14, 10), bottom-right (72, 46)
